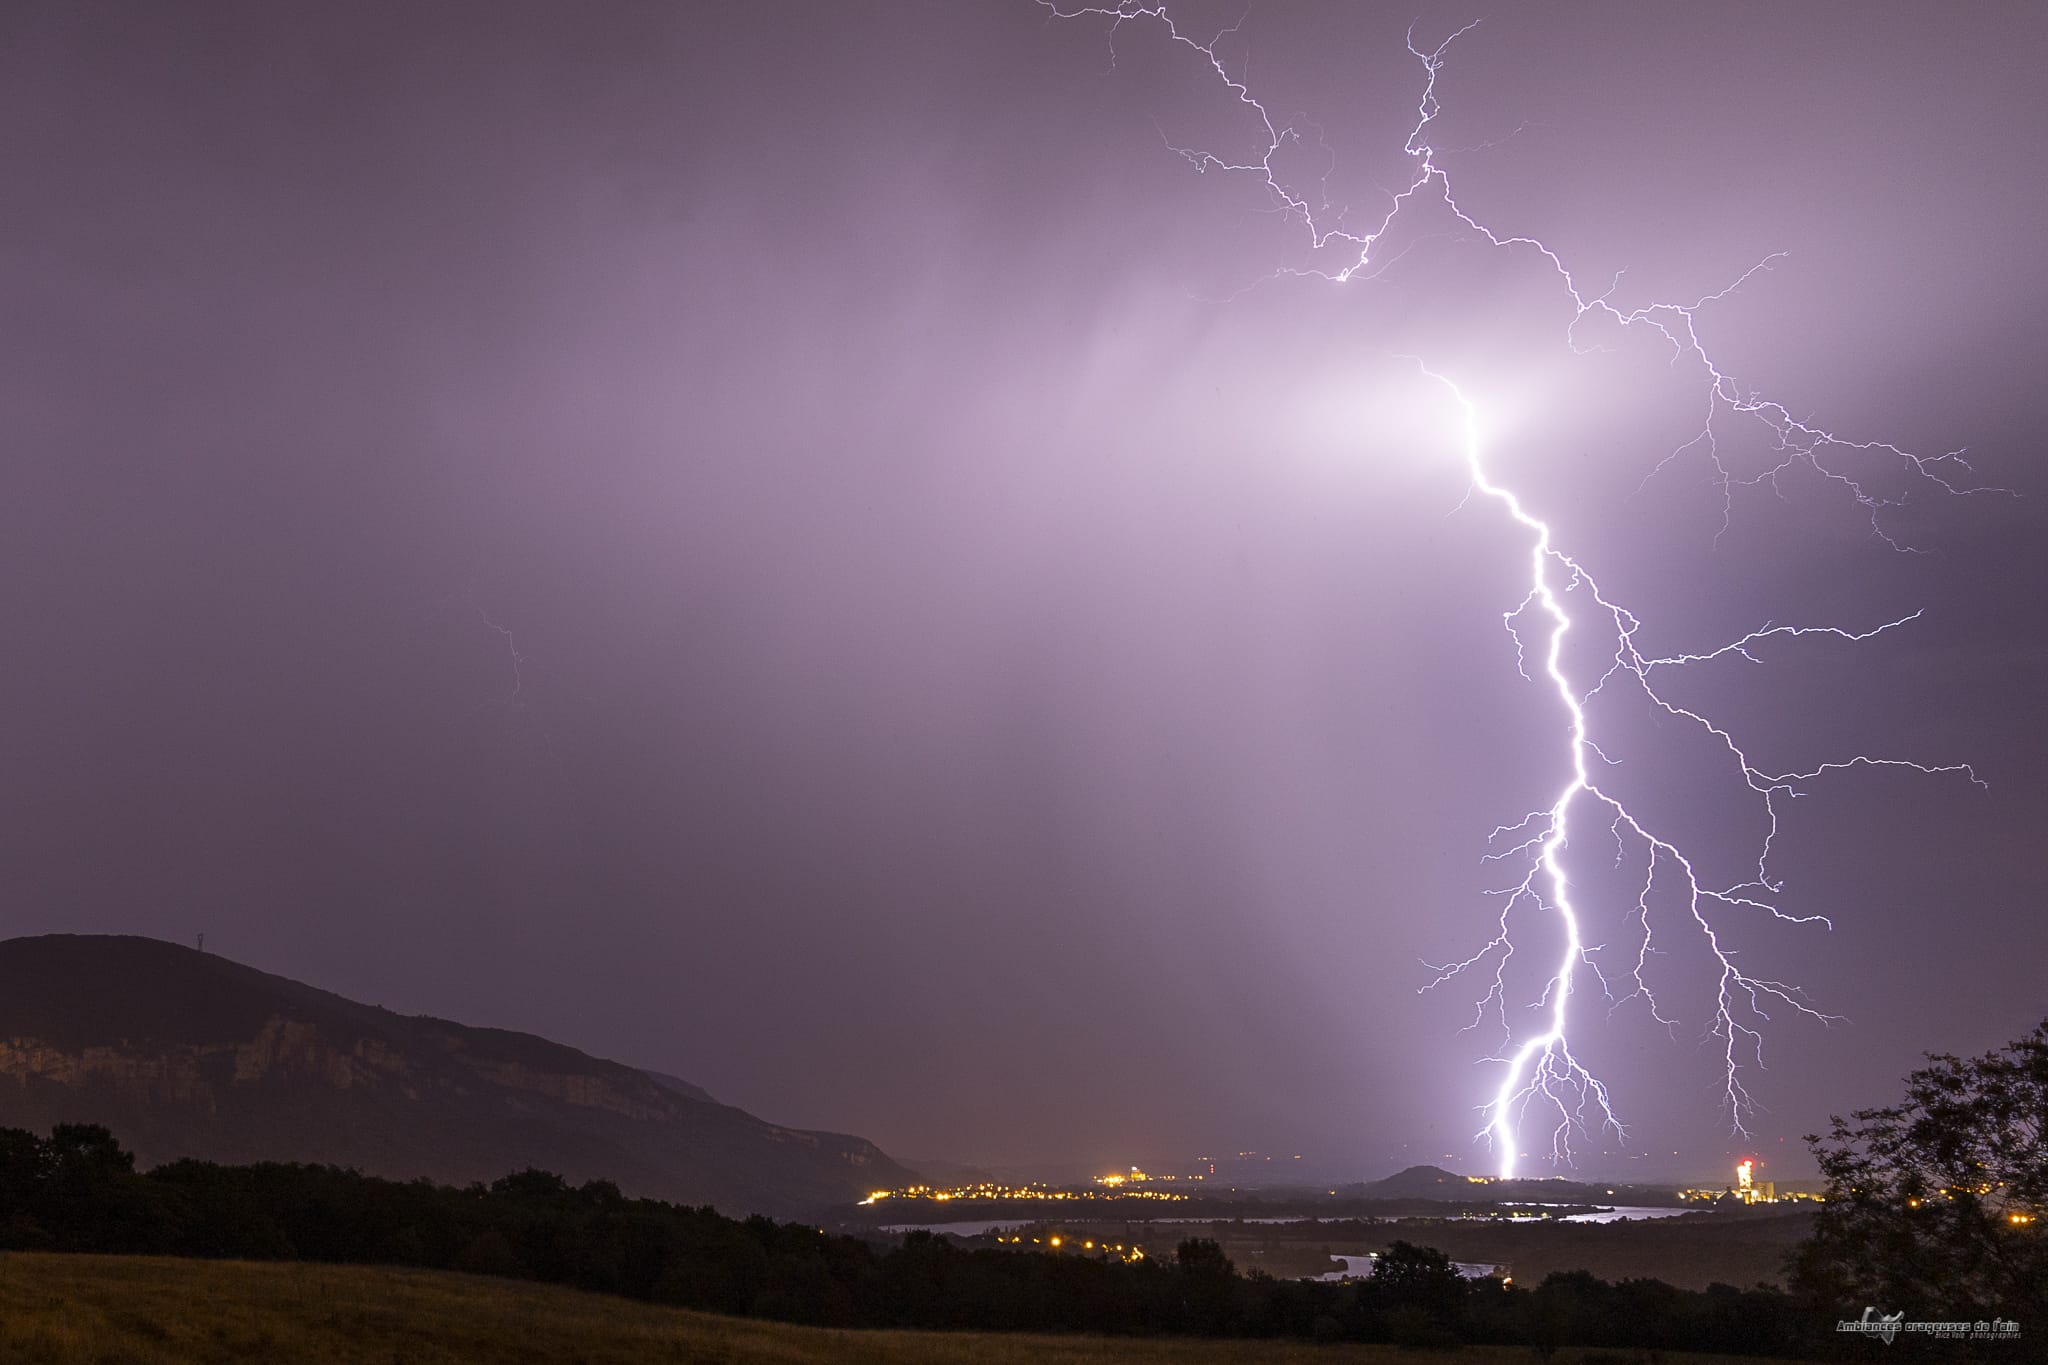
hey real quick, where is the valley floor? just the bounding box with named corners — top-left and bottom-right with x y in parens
top-left (0, 1252), bottom-right (1820, 1364)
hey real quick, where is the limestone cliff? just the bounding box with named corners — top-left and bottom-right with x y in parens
top-left (0, 934), bottom-right (910, 1217)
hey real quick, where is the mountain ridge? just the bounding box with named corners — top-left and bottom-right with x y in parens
top-left (0, 934), bottom-right (910, 1217)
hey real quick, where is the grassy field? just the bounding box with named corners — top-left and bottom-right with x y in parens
top-left (0, 1252), bottom-right (1820, 1364)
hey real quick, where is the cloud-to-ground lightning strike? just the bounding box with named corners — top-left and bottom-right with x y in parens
top-left (1044, 4), bottom-right (1989, 1176)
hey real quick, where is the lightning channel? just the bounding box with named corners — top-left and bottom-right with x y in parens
top-left (1042, 3), bottom-right (1990, 1176)
top-left (477, 603), bottom-right (526, 704)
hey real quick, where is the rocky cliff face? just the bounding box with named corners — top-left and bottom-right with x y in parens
top-left (0, 1017), bottom-right (414, 1101)
top-left (0, 935), bottom-right (909, 1216)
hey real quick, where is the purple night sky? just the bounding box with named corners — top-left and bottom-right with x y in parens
top-left (5, 1), bottom-right (2044, 1181)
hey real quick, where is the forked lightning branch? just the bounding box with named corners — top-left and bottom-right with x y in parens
top-left (1044, 4), bottom-right (1989, 1176)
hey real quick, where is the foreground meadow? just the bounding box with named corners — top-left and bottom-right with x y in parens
top-left (0, 1252), bottom-right (1820, 1364)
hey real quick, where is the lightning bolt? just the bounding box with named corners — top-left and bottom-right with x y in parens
top-left (1042, 4), bottom-right (1991, 1176)
top-left (476, 603), bottom-right (526, 704)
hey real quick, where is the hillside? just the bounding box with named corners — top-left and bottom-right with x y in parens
top-left (1357, 1165), bottom-right (1475, 1199)
top-left (0, 1253), bottom-right (1820, 1365)
top-left (1355, 1165), bottom-right (1685, 1209)
top-left (0, 934), bottom-right (908, 1217)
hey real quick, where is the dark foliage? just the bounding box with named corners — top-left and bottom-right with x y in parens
top-left (1791, 1020), bottom-right (2048, 1327)
top-left (0, 1124), bottom-right (1823, 1354)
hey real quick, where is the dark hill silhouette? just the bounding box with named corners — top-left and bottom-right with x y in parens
top-left (1359, 1164), bottom-right (1472, 1197)
top-left (1354, 1163), bottom-right (1686, 1209)
top-left (0, 934), bottom-right (909, 1217)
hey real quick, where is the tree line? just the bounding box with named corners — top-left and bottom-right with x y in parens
top-left (0, 1123), bottom-right (1820, 1355)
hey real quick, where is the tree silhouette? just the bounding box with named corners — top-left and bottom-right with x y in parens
top-left (1791, 1019), bottom-right (2047, 1322)
top-left (1369, 1238), bottom-right (1467, 1345)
